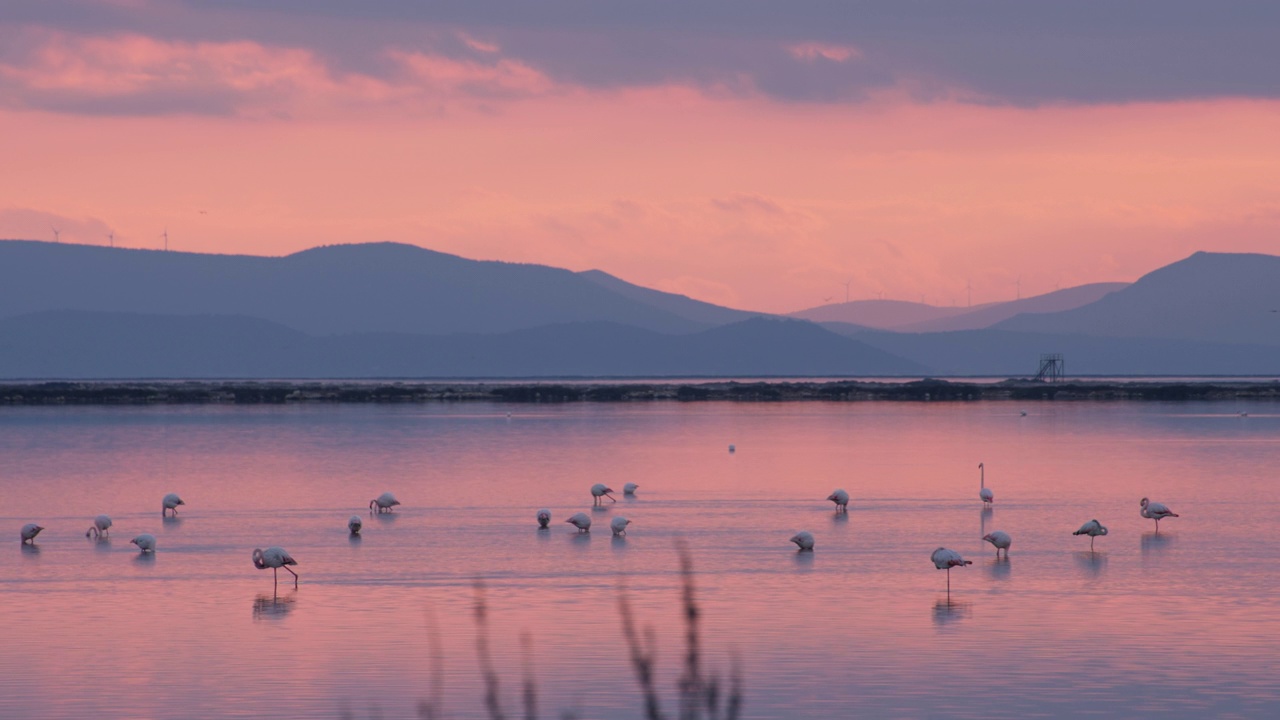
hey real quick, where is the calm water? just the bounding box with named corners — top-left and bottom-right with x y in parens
top-left (2, 401), bottom-right (1278, 719)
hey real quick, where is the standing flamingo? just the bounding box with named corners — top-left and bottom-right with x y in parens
top-left (611, 516), bottom-right (631, 536)
top-left (536, 509), bottom-right (552, 528)
top-left (623, 483), bottom-right (639, 495)
top-left (369, 492), bottom-right (400, 514)
top-left (131, 534), bottom-right (157, 553)
top-left (253, 547), bottom-right (299, 589)
top-left (590, 483), bottom-right (616, 506)
top-left (1140, 498), bottom-right (1179, 531)
top-left (20, 524), bottom-right (43, 545)
top-left (348, 515), bottom-right (362, 535)
top-left (1073, 519), bottom-right (1108, 550)
top-left (790, 531), bottom-right (815, 551)
top-left (827, 489), bottom-right (850, 512)
top-left (978, 463), bottom-right (993, 506)
top-left (162, 493), bottom-right (184, 517)
top-left (982, 531), bottom-right (1012, 557)
top-left (86, 514), bottom-right (112, 539)
top-left (931, 547), bottom-right (972, 593)
top-left (565, 512), bottom-right (592, 533)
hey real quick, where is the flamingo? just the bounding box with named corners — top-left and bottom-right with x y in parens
top-left (728, 444), bottom-right (736, 453)
top-left (20, 523), bottom-right (43, 545)
top-left (827, 489), bottom-right (849, 512)
top-left (536, 509), bottom-right (552, 528)
top-left (565, 512), bottom-right (592, 533)
top-left (611, 516), bottom-right (631, 536)
top-left (978, 463), bottom-right (993, 506)
top-left (590, 483), bottom-right (616, 506)
top-left (369, 492), bottom-right (400, 514)
top-left (982, 531), bottom-right (1012, 558)
top-left (1073, 519), bottom-right (1108, 550)
top-left (131, 533), bottom-right (157, 553)
top-left (162, 493), bottom-right (184, 517)
top-left (931, 547), bottom-right (972, 593)
top-left (623, 483), bottom-right (639, 495)
top-left (253, 547), bottom-right (299, 589)
top-left (348, 515), bottom-right (362, 535)
top-left (86, 514), bottom-right (112, 539)
top-left (790, 531), bottom-right (815, 551)
top-left (1140, 498), bottom-right (1179, 531)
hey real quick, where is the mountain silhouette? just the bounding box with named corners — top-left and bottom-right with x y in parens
top-left (995, 252), bottom-right (1280, 346)
top-left (0, 240), bottom-right (733, 336)
top-left (0, 312), bottom-right (923, 378)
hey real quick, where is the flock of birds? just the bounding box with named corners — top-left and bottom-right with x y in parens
top-left (17, 458), bottom-right (1182, 596)
top-left (16, 491), bottom-right (406, 591)
top-left (791, 462), bottom-right (1180, 594)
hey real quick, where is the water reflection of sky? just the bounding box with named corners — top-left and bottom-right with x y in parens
top-left (1, 401), bottom-right (1278, 718)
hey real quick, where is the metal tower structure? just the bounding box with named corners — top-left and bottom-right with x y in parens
top-left (1034, 353), bottom-right (1064, 382)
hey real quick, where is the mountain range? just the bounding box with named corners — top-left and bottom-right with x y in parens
top-left (0, 239), bottom-right (1275, 378)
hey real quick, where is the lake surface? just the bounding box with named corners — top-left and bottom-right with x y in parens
top-left (2, 401), bottom-right (1278, 719)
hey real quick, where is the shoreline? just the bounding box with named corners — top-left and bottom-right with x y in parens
top-left (2, 378), bottom-right (1279, 405)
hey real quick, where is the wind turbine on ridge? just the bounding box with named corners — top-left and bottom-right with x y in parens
top-left (51, 226), bottom-right (60, 243)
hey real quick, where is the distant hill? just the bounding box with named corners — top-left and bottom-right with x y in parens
top-left (0, 312), bottom-right (925, 378)
top-left (0, 240), bottom-right (750, 336)
top-left (995, 252), bottom-right (1280, 347)
top-left (577, 269), bottom-right (761, 326)
top-left (791, 283), bottom-right (1128, 331)
top-left (896, 283), bottom-right (1128, 332)
top-left (791, 299), bottom-right (983, 329)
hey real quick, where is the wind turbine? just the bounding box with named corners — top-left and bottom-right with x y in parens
top-left (966, 279), bottom-right (972, 307)
top-left (51, 226), bottom-right (60, 243)
top-left (842, 280), bottom-right (851, 304)
top-left (1016, 276), bottom-right (1022, 300)
top-left (106, 231), bottom-right (114, 248)
top-left (161, 228), bottom-right (169, 251)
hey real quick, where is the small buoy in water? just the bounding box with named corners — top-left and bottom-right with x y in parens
top-left (728, 444), bottom-right (736, 453)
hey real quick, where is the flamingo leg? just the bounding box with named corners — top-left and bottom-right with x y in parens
top-left (946, 567), bottom-right (951, 595)
top-left (284, 565), bottom-right (299, 588)
top-left (273, 567), bottom-right (278, 590)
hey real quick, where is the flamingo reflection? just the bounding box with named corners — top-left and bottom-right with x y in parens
top-left (253, 592), bottom-right (296, 620)
top-left (932, 598), bottom-right (972, 626)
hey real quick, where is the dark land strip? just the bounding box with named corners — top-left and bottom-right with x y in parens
top-left (2, 379), bottom-right (1279, 405)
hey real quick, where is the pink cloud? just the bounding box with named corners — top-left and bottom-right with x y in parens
top-left (457, 32), bottom-right (501, 54)
top-left (787, 42), bottom-right (861, 63)
top-left (388, 50), bottom-right (555, 98)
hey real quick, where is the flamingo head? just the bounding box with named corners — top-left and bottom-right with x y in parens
top-left (252, 548), bottom-right (266, 568)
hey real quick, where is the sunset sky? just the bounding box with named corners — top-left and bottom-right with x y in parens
top-left (2, 1), bottom-right (1278, 313)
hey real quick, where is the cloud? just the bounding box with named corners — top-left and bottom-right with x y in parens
top-left (388, 50), bottom-right (553, 98)
top-left (0, 25), bottom-right (565, 116)
top-left (0, 27), bottom-right (379, 116)
top-left (457, 31), bottom-right (500, 54)
top-left (787, 42), bottom-right (859, 63)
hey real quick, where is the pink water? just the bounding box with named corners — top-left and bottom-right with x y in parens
top-left (2, 401), bottom-right (1278, 718)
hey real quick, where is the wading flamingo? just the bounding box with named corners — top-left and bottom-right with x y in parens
top-left (253, 547), bottom-right (299, 589)
top-left (86, 514), bottom-right (112, 539)
top-left (370, 492), bottom-right (400, 514)
top-left (590, 483), bottom-right (615, 506)
top-left (1073, 519), bottom-right (1108, 550)
top-left (931, 547), bottom-right (972, 593)
top-left (1140, 498), bottom-right (1179, 531)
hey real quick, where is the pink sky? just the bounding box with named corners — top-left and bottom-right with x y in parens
top-left (2, 20), bottom-right (1279, 313)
